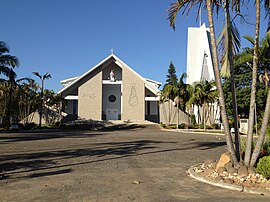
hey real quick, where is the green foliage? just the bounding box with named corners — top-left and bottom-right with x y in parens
top-left (197, 124), bottom-right (212, 130)
top-left (22, 122), bottom-right (38, 130)
top-left (211, 123), bottom-right (220, 130)
top-left (191, 115), bottom-right (196, 127)
top-left (165, 62), bottom-right (178, 85)
top-left (179, 123), bottom-right (188, 129)
top-left (223, 57), bottom-right (268, 120)
top-left (160, 123), bottom-right (188, 129)
top-left (257, 156), bottom-right (270, 178)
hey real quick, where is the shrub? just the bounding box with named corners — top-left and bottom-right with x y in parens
top-left (256, 156), bottom-right (270, 178)
top-left (169, 124), bottom-right (176, 129)
top-left (179, 123), bottom-right (188, 129)
top-left (211, 123), bottom-right (220, 130)
top-left (23, 122), bottom-right (38, 130)
top-left (190, 115), bottom-right (196, 127)
top-left (160, 122), bottom-right (165, 128)
top-left (197, 124), bottom-right (212, 130)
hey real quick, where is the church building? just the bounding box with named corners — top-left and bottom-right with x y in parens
top-left (58, 53), bottom-right (161, 123)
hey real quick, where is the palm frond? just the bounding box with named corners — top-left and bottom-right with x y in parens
top-left (0, 55), bottom-right (19, 67)
top-left (32, 72), bottom-right (42, 80)
top-left (243, 35), bottom-right (255, 45)
top-left (234, 52), bottom-right (253, 66)
top-left (167, 1), bottom-right (184, 30)
top-left (0, 41), bottom-right (10, 55)
top-left (265, 0), bottom-right (270, 32)
top-left (218, 14), bottom-right (241, 78)
top-left (0, 66), bottom-right (11, 77)
top-left (17, 77), bottom-right (35, 84)
top-left (231, 0), bottom-right (241, 13)
top-left (43, 73), bottom-right (52, 80)
top-left (167, 0), bottom-right (204, 31)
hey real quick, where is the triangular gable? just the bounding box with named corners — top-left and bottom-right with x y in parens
top-left (58, 54), bottom-right (160, 95)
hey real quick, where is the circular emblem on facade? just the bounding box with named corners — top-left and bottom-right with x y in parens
top-left (108, 95), bottom-right (116, 103)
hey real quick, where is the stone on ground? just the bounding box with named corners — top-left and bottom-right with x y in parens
top-left (215, 153), bottom-right (231, 172)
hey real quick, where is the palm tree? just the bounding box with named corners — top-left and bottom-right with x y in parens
top-left (0, 41), bottom-right (19, 77)
top-left (0, 41), bottom-right (19, 127)
top-left (217, 0), bottom-right (241, 161)
top-left (168, 0), bottom-right (239, 165)
top-left (173, 73), bottom-right (190, 129)
top-left (18, 79), bottom-right (39, 124)
top-left (32, 72), bottom-right (52, 128)
top-left (176, 73), bottom-right (190, 112)
top-left (191, 80), bottom-right (218, 130)
top-left (15, 78), bottom-right (36, 122)
top-left (244, 0), bottom-right (270, 166)
top-left (243, 0), bottom-right (261, 166)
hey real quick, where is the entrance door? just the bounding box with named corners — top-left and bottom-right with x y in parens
top-left (106, 108), bottom-right (118, 120)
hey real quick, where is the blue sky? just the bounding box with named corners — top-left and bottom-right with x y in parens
top-left (0, 0), bottom-right (268, 91)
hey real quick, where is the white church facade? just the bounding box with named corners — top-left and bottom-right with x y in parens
top-left (58, 53), bottom-right (161, 123)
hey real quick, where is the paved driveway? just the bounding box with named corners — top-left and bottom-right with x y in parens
top-left (0, 126), bottom-right (268, 201)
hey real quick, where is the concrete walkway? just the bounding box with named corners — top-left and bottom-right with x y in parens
top-left (0, 126), bottom-right (268, 201)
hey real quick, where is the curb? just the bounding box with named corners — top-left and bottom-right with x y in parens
top-left (162, 128), bottom-right (225, 136)
top-left (188, 165), bottom-right (270, 196)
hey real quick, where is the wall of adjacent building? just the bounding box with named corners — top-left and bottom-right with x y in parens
top-left (159, 100), bottom-right (190, 125)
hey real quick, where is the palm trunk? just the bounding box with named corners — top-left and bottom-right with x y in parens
top-left (250, 88), bottom-right (270, 166)
top-left (39, 80), bottom-right (44, 128)
top-left (225, 5), bottom-right (241, 161)
top-left (244, 0), bottom-right (260, 166)
top-left (206, 0), bottom-right (238, 165)
top-left (203, 103), bottom-right (206, 131)
top-left (4, 82), bottom-right (13, 128)
top-left (177, 101), bottom-right (179, 129)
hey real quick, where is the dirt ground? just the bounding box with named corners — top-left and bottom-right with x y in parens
top-left (0, 126), bottom-right (269, 202)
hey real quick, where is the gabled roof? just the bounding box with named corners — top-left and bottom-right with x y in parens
top-left (58, 53), bottom-right (161, 95)
top-left (60, 76), bottom-right (79, 87)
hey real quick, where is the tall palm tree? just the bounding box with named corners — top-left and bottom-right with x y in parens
top-left (0, 41), bottom-right (19, 127)
top-left (14, 78), bottom-right (35, 122)
top-left (19, 79), bottom-right (39, 124)
top-left (32, 72), bottom-right (52, 128)
top-left (168, 0), bottom-right (239, 164)
top-left (0, 41), bottom-right (19, 77)
top-left (173, 73), bottom-right (191, 128)
top-left (248, 0), bottom-right (270, 166)
top-left (243, 0), bottom-right (261, 166)
top-left (217, 0), bottom-right (241, 161)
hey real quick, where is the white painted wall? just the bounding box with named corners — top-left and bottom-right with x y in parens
top-left (186, 23), bottom-right (219, 124)
top-left (186, 23), bottom-right (215, 85)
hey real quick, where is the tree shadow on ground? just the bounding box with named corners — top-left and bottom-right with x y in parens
top-left (0, 131), bottom-right (110, 143)
top-left (0, 124), bottom-right (152, 143)
top-left (0, 140), bottom-right (165, 179)
top-left (0, 137), bottom-right (226, 181)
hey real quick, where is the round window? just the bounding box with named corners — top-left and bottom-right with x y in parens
top-left (108, 95), bottom-right (116, 103)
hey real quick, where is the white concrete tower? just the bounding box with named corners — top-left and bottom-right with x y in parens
top-left (186, 23), bottom-right (220, 124)
top-left (186, 23), bottom-right (215, 84)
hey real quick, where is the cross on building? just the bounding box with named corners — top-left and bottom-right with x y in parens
top-left (196, 7), bottom-right (206, 27)
top-left (110, 48), bottom-right (115, 55)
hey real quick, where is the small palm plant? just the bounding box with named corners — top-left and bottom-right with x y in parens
top-left (32, 72), bottom-right (52, 128)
